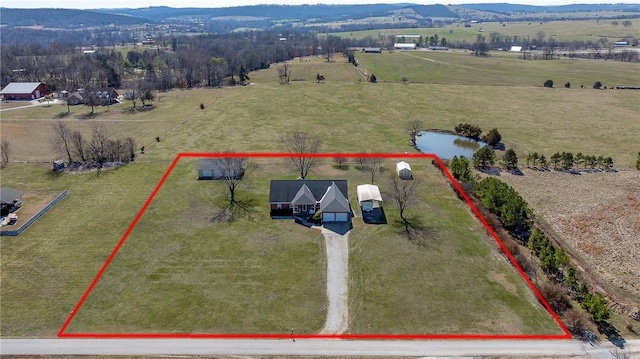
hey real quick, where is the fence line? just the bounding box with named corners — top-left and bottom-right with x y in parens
top-left (1, 190), bottom-right (68, 236)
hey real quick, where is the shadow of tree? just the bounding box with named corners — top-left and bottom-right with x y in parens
top-left (391, 215), bottom-right (437, 246)
top-left (211, 195), bottom-right (258, 223)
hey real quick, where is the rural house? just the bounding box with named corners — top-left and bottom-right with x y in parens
top-left (269, 180), bottom-right (350, 222)
top-left (396, 161), bottom-right (413, 179)
top-left (66, 88), bottom-right (119, 106)
top-left (0, 82), bottom-right (49, 101)
top-left (197, 158), bottom-right (245, 180)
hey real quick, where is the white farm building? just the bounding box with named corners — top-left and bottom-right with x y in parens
top-left (396, 161), bottom-right (413, 180)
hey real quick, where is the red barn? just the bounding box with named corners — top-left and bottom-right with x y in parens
top-left (0, 82), bottom-right (49, 101)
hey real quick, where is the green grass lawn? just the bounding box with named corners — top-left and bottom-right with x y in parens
top-left (65, 159), bottom-right (327, 334)
top-left (348, 161), bottom-right (560, 334)
top-left (58, 156), bottom-right (562, 335)
top-left (1, 50), bottom-right (638, 337)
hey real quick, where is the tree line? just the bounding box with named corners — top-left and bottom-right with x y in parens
top-left (1, 31), bottom-right (350, 93)
top-left (444, 157), bottom-right (616, 337)
top-left (525, 151), bottom-right (614, 170)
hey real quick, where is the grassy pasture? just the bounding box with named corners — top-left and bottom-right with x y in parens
top-left (330, 19), bottom-right (640, 43)
top-left (63, 156), bottom-right (561, 335)
top-left (66, 158), bottom-right (327, 334)
top-left (348, 160), bottom-right (561, 334)
top-left (1, 51), bottom-right (638, 337)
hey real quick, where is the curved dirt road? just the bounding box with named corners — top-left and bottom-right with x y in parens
top-left (317, 225), bottom-right (349, 335)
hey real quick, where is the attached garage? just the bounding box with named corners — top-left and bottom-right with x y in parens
top-left (335, 213), bottom-right (349, 222)
top-left (323, 213), bottom-right (336, 222)
top-left (319, 182), bottom-right (351, 223)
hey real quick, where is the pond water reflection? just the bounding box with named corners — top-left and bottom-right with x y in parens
top-left (415, 131), bottom-right (487, 160)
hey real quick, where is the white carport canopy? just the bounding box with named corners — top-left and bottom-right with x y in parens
top-left (357, 184), bottom-right (382, 204)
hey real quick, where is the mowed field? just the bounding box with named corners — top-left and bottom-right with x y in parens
top-left (1, 51), bottom-right (638, 337)
top-left (64, 156), bottom-right (560, 335)
top-left (330, 19), bottom-right (640, 43)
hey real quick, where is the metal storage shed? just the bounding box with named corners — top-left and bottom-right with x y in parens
top-left (396, 161), bottom-right (413, 180)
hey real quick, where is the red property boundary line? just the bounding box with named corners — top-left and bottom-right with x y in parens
top-left (58, 152), bottom-right (571, 340)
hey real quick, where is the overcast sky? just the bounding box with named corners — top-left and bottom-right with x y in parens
top-left (3, 0), bottom-right (637, 9)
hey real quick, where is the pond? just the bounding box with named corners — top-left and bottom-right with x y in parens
top-left (415, 131), bottom-right (487, 160)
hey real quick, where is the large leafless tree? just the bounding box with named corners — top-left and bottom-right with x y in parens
top-left (282, 131), bottom-right (321, 179)
top-left (390, 175), bottom-right (420, 234)
top-left (50, 121), bottom-right (74, 164)
top-left (0, 139), bottom-right (11, 168)
top-left (365, 157), bottom-right (384, 184)
top-left (277, 62), bottom-right (291, 84)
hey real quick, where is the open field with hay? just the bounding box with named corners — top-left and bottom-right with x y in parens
top-left (1, 50), bottom-right (638, 338)
top-left (330, 19), bottom-right (640, 43)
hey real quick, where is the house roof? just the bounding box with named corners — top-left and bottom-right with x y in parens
top-left (269, 180), bottom-right (348, 204)
top-left (320, 182), bottom-right (351, 213)
top-left (356, 184), bottom-right (382, 204)
top-left (0, 187), bottom-right (23, 204)
top-left (396, 161), bottom-right (412, 171)
top-left (291, 184), bottom-right (316, 206)
top-left (197, 158), bottom-right (244, 171)
top-left (0, 82), bottom-right (42, 94)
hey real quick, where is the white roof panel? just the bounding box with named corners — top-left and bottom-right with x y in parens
top-left (357, 184), bottom-right (382, 204)
top-left (0, 82), bottom-right (42, 94)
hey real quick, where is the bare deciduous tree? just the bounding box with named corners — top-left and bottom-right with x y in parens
top-left (70, 130), bottom-right (86, 162)
top-left (281, 131), bottom-right (321, 179)
top-left (50, 121), bottom-right (74, 164)
top-left (390, 175), bottom-right (420, 233)
top-left (209, 154), bottom-right (251, 222)
top-left (407, 119), bottom-right (423, 145)
top-left (219, 155), bottom-right (246, 207)
top-left (0, 139), bottom-right (11, 168)
top-left (277, 63), bottom-right (291, 84)
top-left (354, 156), bottom-right (367, 169)
top-left (88, 123), bottom-right (110, 166)
top-left (333, 157), bottom-right (346, 169)
top-left (365, 157), bottom-right (383, 184)
top-left (83, 86), bottom-right (100, 115)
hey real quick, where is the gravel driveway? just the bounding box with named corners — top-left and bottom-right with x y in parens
top-left (317, 224), bottom-right (350, 334)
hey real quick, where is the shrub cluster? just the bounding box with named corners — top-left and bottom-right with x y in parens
top-left (449, 155), bottom-right (474, 182)
top-left (474, 177), bottom-right (532, 231)
top-left (454, 123), bottom-right (482, 140)
top-left (528, 228), bottom-right (569, 274)
top-left (472, 146), bottom-right (496, 168)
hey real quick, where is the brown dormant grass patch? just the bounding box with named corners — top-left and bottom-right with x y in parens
top-left (494, 168), bottom-right (640, 303)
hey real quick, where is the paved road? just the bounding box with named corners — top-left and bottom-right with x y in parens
top-left (317, 225), bottom-right (350, 335)
top-left (3, 338), bottom-right (640, 356)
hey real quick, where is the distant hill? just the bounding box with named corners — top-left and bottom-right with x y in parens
top-left (403, 4), bottom-right (459, 18)
top-left (456, 3), bottom-right (640, 14)
top-left (0, 8), bottom-right (150, 27)
top-left (96, 4), bottom-right (409, 21)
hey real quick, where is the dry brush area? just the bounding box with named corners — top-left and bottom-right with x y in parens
top-left (496, 168), bottom-right (640, 317)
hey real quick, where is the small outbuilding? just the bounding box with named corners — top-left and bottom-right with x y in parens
top-left (394, 43), bottom-right (417, 50)
top-left (1, 187), bottom-right (23, 216)
top-left (197, 158), bottom-right (245, 180)
top-left (396, 161), bottom-right (413, 180)
top-left (357, 184), bottom-right (382, 212)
